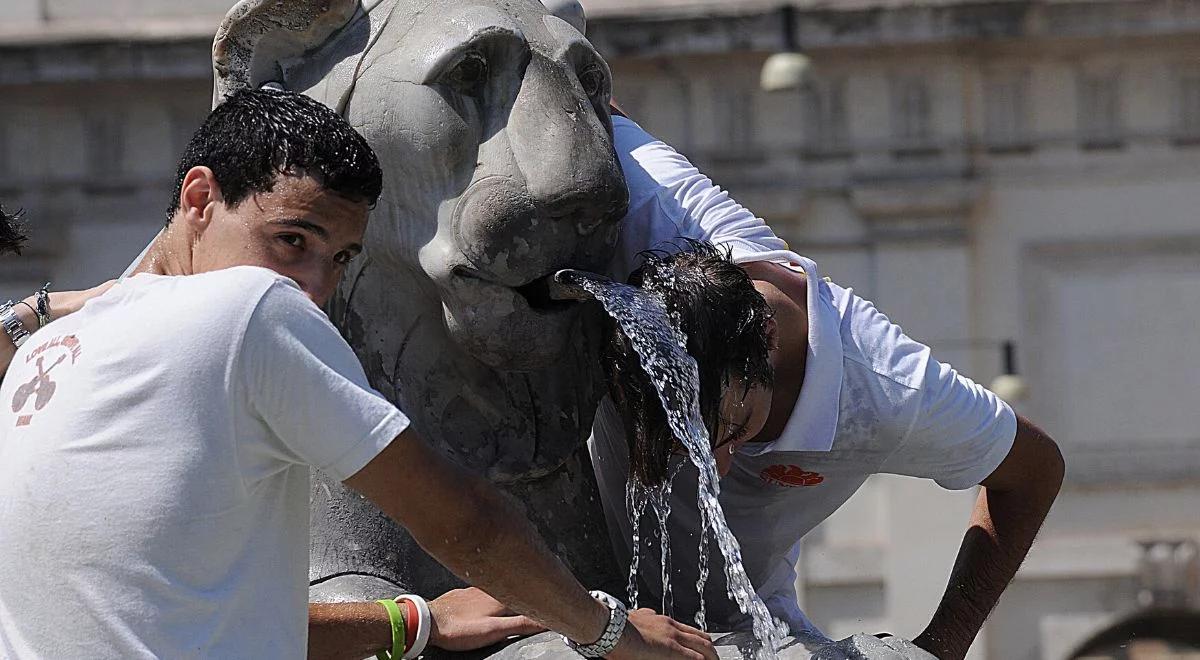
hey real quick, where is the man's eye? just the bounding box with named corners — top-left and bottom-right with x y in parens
top-left (278, 234), bottom-right (304, 249)
top-left (334, 252), bottom-right (355, 266)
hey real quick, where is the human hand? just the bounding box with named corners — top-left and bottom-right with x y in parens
top-left (609, 608), bottom-right (717, 660)
top-left (428, 587), bottom-right (544, 652)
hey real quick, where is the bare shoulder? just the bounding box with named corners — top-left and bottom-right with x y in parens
top-left (741, 260), bottom-right (808, 303)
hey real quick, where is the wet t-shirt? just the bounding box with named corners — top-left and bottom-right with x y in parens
top-left (0, 267), bottom-right (410, 658)
top-left (594, 115), bottom-right (1017, 633)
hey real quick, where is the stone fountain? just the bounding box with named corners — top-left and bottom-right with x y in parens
top-left (209, 2), bottom-right (933, 658)
top-left (213, 0), bottom-right (627, 603)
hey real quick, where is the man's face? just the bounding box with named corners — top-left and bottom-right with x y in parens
top-left (191, 175), bottom-right (369, 307)
top-left (713, 378), bottom-right (772, 477)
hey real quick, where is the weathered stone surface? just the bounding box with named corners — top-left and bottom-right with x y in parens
top-left (211, 0), bottom-right (627, 599)
top-left (470, 631), bottom-right (937, 660)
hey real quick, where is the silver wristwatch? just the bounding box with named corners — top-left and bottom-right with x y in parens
top-left (564, 590), bottom-right (628, 658)
top-left (0, 302), bottom-right (31, 348)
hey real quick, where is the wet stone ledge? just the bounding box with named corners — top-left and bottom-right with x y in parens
top-left (426, 630), bottom-right (937, 660)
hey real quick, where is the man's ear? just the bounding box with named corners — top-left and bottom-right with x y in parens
top-left (178, 166), bottom-right (223, 234)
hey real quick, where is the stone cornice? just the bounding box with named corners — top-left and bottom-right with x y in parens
top-left (0, 40), bottom-right (211, 85)
top-left (4, 2), bottom-right (1200, 81)
top-left (588, 0), bottom-right (1200, 58)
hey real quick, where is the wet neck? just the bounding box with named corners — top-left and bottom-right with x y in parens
top-left (131, 223), bottom-right (193, 277)
top-left (751, 291), bottom-right (808, 446)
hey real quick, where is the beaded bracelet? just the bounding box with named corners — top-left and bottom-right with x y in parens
top-left (33, 282), bottom-right (52, 328)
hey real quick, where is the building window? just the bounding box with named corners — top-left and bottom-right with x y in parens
top-left (1173, 69), bottom-right (1200, 145)
top-left (891, 75), bottom-right (936, 155)
top-left (801, 78), bottom-right (850, 159)
top-left (83, 109), bottom-right (126, 180)
top-left (714, 83), bottom-right (757, 153)
top-left (984, 70), bottom-right (1032, 153)
top-left (1077, 71), bottom-right (1123, 150)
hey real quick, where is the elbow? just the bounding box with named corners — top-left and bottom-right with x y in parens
top-left (1010, 415), bottom-right (1066, 502)
top-left (1027, 423), bottom-right (1065, 500)
top-left (1043, 435), bottom-right (1065, 496)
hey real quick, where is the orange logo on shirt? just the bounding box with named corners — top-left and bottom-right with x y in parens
top-left (760, 465), bottom-right (824, 488)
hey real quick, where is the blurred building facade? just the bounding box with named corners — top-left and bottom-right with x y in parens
top-left (3, 1), bottom-right (1200, 658)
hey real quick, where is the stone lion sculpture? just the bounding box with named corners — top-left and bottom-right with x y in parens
top-left (211, 0), bottom-right (627, 601)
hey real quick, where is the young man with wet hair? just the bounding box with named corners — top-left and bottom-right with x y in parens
top-left (601, 241), bottom-right (777, 487)
top-left (0, 88), bottom-right (716, 660)
top-left (591, 241), bottom-right (1064, 660)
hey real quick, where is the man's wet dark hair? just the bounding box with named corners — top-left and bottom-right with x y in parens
top-left (603, 240), bottom-right (775, 486)
top-left (0, 205), bottom-right (27, 256)
top-left (166, 88), bottom-right (382, 222)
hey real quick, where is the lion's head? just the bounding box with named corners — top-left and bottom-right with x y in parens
top-left (215, 0), bottom-right (627, 370)
top-left (215, 0), bottom-right (626, 600)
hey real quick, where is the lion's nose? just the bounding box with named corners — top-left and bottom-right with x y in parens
top-left (540, 191), bottom-right (625, 235)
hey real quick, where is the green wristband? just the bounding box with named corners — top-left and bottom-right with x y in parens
top-left (375, 598), bottom-right (407, 660)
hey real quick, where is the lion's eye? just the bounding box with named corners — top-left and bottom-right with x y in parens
top-left (578, 63), bottom-right (607, 99)
top-left (446, 53), bottom-right (490, 96)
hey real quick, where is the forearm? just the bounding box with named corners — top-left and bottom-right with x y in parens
top-left (308, 602), bottom-right (391, 660)
top-left (348, 436), bottom-right (608, 648)
top-left (915, 482), bottom-right (1059, 659)
top-left (412, 472), bottom-right (607, 644)
top-left (1, 282), bottom-right (114, 377)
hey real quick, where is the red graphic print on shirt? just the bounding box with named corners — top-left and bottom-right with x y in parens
top-left (11, 335), bottom-right (81, 427)
top-left (760, 464), bottom-right (824, 488)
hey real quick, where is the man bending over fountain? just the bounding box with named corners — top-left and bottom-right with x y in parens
top-left (0, 88), bottom-right (716, 660)
top-left (591, 242), bottom-right (1064, 660)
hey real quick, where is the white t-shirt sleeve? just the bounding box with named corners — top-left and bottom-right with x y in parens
top-left (611, 116), bottom-right (793, 279)
top-left (880, 358), bottom-right (1018, 490)
top-left (239, 280), bottom-right (410, 481)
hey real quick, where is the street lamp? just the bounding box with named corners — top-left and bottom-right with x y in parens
top-left (928, 339), bottom-right (1029, 403)
top-left (761, 5), bottom-right (812, 93)
top-left (989, 341), bottom-right (1029, 403)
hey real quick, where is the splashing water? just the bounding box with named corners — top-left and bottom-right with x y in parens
top-left (625, 462), bottom-right (681, 616)
top-left (625, 479), bottom-right (650, 609)
top-left (652, 461), bottom-right (682, 616)
top-left (695, 499), bottom-right (711, 630)
top-left (570, 273), bottom-right (787, 659)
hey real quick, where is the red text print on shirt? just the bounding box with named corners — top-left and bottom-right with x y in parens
top-left (760, 464), bottom-right (825, 488)
top-left (11, 335), bottom-right (81, 427)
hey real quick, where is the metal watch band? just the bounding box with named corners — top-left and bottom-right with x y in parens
top-left (563, 590), bottom-right (628, 658)
top-left (0, 302), bottom-right (32, 348)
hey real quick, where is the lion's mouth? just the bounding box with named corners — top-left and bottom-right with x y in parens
top-left (453, 267), bottom-right (579, 314)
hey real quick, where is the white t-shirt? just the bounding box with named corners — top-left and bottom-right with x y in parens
top-left (608, 115), bottom-right (795, 282)
top-left (594, 117), bottom-right (1017, 633)
top-left (0, 266), bottom-right (410, 658)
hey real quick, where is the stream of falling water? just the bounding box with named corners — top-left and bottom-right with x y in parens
top-left (573, 274), bottom-right (787, 659)
top-left (625, 479), bottom-right (650, 609)
top-left (626, 460), bottom-right (683, 615)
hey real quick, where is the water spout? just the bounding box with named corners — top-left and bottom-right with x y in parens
top-left (549, 269), bottom-right (604, 301)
